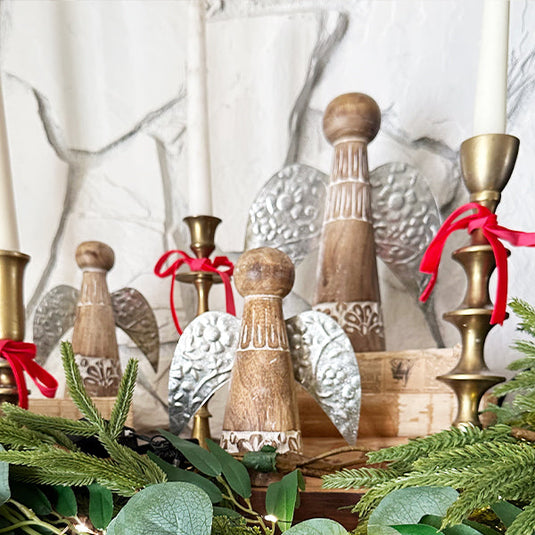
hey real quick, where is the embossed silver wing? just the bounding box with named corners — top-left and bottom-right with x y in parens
top-left (168, 311), bottom-right (239, 434)
top-left (369, 162), bottom-right (444, 346)
top-left (33, 285), bottom-right (79, 365)
top-left (245, 163), bottom-right (327, 265)
top-left (111, 288), bottom-right (160, 372)
top-left (286, 310), bottom-right (360, 444)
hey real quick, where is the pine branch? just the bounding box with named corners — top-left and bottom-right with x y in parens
top-left (1, 403), bottom-right (97, 437)
top-left (322, 467), bottom-right (403, 490)
top-left (108, 358), bottom-right (137, 439)
top-left (508, 344), bottom-right (535, 367)
top-left (510, 298), bottom-right (535, 338)
top-left (494, 369), bottom-right (535, 396)
top-left (508, 500), bottom-right (535, 535)
top-left (60, 341), bottom-right (106, 432)
top-left (10, 465), bottom-right (95, 487)
top-left (366, 424), bottom-right (512, 465)
top-left (0, 418), bottom-right (57, 449)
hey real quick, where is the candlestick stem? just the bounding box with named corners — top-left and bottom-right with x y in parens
top-left (176, 215), bottom-right (222, 447)
top-left (440, 133), bottom-right (518, 426)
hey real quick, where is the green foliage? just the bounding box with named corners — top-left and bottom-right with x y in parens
top-left (0, 341), bottom-right (165, 497)
top-left (242, 445), bottom-right (278, 473)
top-left (325, 299), bottom-right (535, 535)
top-left (158, 429), bottom-right (222, 477)
top-left (51, 485), bottom-right (77, 517)
top-left (87, 483), bottom-right (114, 529)
top-left (284, 518), bottom-right (349, 534)
top-left (106, 482), bottom-right (213, 535)
top-left (206, 438), bottom-right (251, 499)
top-left (211, 515), bottom-right (263, 534)
top-left (265, 470), bottom-right (305, 532)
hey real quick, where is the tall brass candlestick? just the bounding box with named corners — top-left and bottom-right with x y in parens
top-left (0, 250), bottom-right (30, 404)
top-left (439, 133), bottom-right (519, 427)
top-left (176, 215), bottom-right (222, 447)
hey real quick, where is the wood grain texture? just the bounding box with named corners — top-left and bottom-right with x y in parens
top-left (222, 247), bottom-right (301, 453)
top-left (71, 242), bottom-right (121, 397)
top-left (315, 93), bottom-right (385, 352)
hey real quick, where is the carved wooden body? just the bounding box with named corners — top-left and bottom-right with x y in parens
top-left (72, 242), bottom-right (121, 397)
top-left (221, 247), bottom-right (301, 453)
top-left (314, 93), bottom-right (385, 352)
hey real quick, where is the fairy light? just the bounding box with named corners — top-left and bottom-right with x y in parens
top-left (264, 514), bottom-right (278, 523)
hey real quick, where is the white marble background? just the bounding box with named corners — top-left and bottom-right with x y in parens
top-left (1, 0), bottom-right (535, 432)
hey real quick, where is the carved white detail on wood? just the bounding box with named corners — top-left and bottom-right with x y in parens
top-left (75, 354), bottom-right (122, 397)
top-left (313, 301), bottom-right (384, 339)
top-left (324, 141), bottom-right (371, 223)
top-left (220, 430), bottom-right (302, 453)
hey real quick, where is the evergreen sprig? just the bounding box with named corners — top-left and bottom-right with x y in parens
top-left (0, 341), bottom-right (166, 496)
top-left (323, 298), bottom-right (535, 534)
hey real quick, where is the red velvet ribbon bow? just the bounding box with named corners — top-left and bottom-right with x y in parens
top-left (419, 202), bottom-right (535, 325)
top-left (154, 250), bottom-right (236, 334)
top-left (0, 340), bottom-right (58, 409)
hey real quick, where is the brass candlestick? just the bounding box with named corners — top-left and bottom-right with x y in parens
top-left (0, 250), bottom-right (30, 405)
top-left (176, 215), bottom-right (222, 447)
top-left (439, 133), bottom-right (519, 427)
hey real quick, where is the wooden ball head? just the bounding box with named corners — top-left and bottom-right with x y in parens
top-left (221, 247), bottom-right (301, 453)
top-left (314, 93), bottom-right (385, 352)
top-left (72, 241), bottom-right (121, 397)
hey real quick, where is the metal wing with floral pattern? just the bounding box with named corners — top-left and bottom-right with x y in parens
top-left (168, 310), bottom-right (361, 443)
top-left (286, 310), bottom-right (360, 444)
top-left (168, 311), bottom-right (240, 434)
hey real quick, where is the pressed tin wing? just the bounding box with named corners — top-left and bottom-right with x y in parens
top-left (33, 285), bottom-right (160, 368)
top-left (245, 163), bottom-right (328, 265)
top-left (286, 310), bottom-right (360, 445)
top-left (111, 288), bottom-right (160, 372)
top-left (168, 310), bottom-right (361, 443)
top-left (33, 285), bottom-right (79, 365)
top-left (245, 159), bottom-right (444, 346)
top-left (168, 311), bottom-right (240, 434)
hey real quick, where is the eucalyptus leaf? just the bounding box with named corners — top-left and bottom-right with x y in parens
top-left (368, 487), bottom-right (459, 535)
top-left (158, 429), bottom-right (222, 477)
top-left (0, 445), bottom-right (9, 506)
top-left (463, 520), bottom-right (502, 535)
top-left (106, 482), bottom-right (212, 535)
top-left (206, 438), bottom-right (251, 498)
top-left (265, 470), bottom-right (305, 532)
top-left (10, 481), bottom-right (51, 515)
top-left (491, 501), bottom-right (522, 528)
top-left (88, 483), bottom-right (113, 529)
top-left (147, 451), bottom-right (222, 503)
top-left (421, 514), bottom-right (501, 535)
top-left (392, 525), bottom-right (441, 534)
top-left (52, 485), bottom-right (77, 517)
top-left (284, 518), bottom-right (348, 534)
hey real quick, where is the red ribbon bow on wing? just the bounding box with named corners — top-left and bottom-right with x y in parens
top-left (0, 340), bottom-right (58, 409)
top-left (154, 250), bottom-right (236, 335)
top-left (419, 202), bottom-right (535, 326)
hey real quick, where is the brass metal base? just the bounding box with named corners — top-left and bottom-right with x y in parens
top-left (177, 215), bottom-right (223, 447)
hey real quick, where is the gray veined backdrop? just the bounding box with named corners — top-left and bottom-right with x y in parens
top-left (1, 0), bottom-right (535, 432)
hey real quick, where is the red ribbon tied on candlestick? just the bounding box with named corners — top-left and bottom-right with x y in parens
top-left (0, 340), bottom-right (58, 409)
top-left (154, 250), bottom-right (236, 335)
top-left (420, 202), bottom-right (535, 325)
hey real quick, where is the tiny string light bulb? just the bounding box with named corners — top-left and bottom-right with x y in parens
top-left (264, 514), bottom-right (278, 523)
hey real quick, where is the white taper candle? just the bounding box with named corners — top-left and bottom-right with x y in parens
top-left (0, 75), bottom-right (19, 251)
top-left (187, 0), bottom-right (213, 216)
top-left (473, 0), bottom-right (510, 135)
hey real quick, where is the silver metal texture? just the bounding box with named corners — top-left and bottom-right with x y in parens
top-left (369, 162), bottom-right (444, 346)
top-left (168, 309), bottom-right (361, 443)
top-left (286, 310), bottom-right (360, 444)
top-left (33, 285), bottom-right (160, 368)
top-left (168, 311), bottom-right (239, 434)
top-left (245, 163), bottom-right (328, 265)
top-left (111, 288), bottom-right (160, 371)
top-left (33, 285), bottom-right (79, 364)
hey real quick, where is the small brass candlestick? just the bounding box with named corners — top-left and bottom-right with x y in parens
top-left (0, 250), bottom-right (30, 405)
top-left (176, 215), bottom-right (222, 447)
top-left (439, 134), bottom-right (519, 427)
